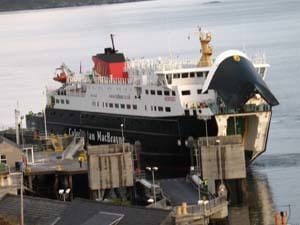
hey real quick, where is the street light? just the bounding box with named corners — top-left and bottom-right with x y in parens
top-left (215, 139), bottom-right (222, 184)
top-left (147, 198), bottom-right (154, 204)
top-left (146, 166), bottom-right (158, 206)
top-left (120, 123), bottom-right (124, 154)
top-left (58, 188), bottom-right (71, 202)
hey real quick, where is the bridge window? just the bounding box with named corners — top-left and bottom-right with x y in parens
top-left (126, 104), bottom-right (131, 109)
top-left (121, 104), bottom-right (125, 109)
top-left (61, 99), bottom-right (65, 104)
top-left (66, 99), bottom-right (70, 104)
top-left (173, 74), bottom-right (180, 79)
top-left (109, 103), bottom-right (113, 108)
top-left (56, 99), bottom-right (59, 104)
top-left (115, 103), bottom-right (119, 108)
top-left (197, 89), bottom-right (202, 94)
top-left (182, 73), bottom-right (188, 78)
top-left (157, 90), bottom-right (162, 95)
top-left (145, 90), bottom-right (149, 95)
top-left (150, 90), bottom-right (155, 95)
top-left (172, 91), bottom-right (176, 96)
top-left (197, 72), bottom-right (203, 78)
top-left (165, 107), bottom-right (171, 112)
top-left (166, 74), bottom-right (172, 84)
top-left (133, 105), bottom-right (137, 110)
top-left (190, 72), bottom-right (195, 78)
top-left (164, 91), bottom-right (170, 96)
top-left (158, 106), bottom-right (163, 112)
top-left (182, 90), bottom-right (191, 96)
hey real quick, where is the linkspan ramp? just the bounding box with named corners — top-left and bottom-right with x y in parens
top-left (159, 178), bottom-right (199, 206)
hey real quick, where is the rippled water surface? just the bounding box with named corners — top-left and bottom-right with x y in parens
top-left (0, 0), bottom-right (299, 223)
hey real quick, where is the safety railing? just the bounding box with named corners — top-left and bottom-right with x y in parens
top-left (0, 172), bottom-right (22, 188)
top-left (208, 102), bottom-right (271, 115)
top-left (186, 196), bottom-right (227, 216)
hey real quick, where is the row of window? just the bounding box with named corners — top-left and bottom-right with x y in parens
top-left (172, 72), bottom-right (208, 79)
top-left (145, 89), bottom-right (176, 96)
top-left (56, 99), bottom-right (70, 104)
top-left (57, 90), bottom-right (67, 95)
top-left (181, 89), bottom-right (202, 96)
top-left (95, 102), bottom-right (138, 110)
top-left (92, 100), bottom-right (172, 113)
top-left (151, 106), bottom-right (171, 112)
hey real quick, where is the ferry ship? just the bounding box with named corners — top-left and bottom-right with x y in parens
top-left (27, 31), bottom-right (279, 176)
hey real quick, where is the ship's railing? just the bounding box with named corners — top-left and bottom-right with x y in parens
top-left (186, 196), bottom-right (227, 216)
top-left (250, 53), bottom-right (267, 65)
top-left (93, 76), bottom-right (131, 85)
top-left (126, 57), bottom-right (197, 76)
top-left (208, 102), bottom-right (271, 115)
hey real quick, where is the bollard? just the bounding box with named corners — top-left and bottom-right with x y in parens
top-left (182, 202), bottom-right (187, 215)
top-left (176, 206), bottom-right (182, 216)
top-left (281, 211), bottom-right (287, 225)
top-left (275, 212), bottom-right (281, 225)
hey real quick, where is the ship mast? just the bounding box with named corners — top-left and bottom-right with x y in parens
top-left (197, 29), bottom-right (213, 67)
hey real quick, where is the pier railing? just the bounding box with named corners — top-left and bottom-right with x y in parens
top-left (0, 172), bottom-right (22, 188)
top-left (173, 196), bottom-right (228, 224)
top-left (186, 196), bottom-right (227, 216)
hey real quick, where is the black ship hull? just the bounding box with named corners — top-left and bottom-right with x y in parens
top-left (44, 108), bottom-right (218, 177)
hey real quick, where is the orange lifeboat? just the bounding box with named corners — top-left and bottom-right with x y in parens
top-left (53, 72), bottom-right (67, 83)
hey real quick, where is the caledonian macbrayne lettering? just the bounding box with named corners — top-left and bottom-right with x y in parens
top-left (68, 128), bottom-right (124, 144)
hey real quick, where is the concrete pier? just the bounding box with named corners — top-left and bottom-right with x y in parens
top-left (88, 143), bottom-right (134, 200)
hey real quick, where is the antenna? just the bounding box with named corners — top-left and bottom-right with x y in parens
top-left (110, 34), bottom-right (115, 52)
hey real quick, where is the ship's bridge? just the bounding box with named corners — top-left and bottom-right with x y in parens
top-left (156, 67), bottom-right (209, 87)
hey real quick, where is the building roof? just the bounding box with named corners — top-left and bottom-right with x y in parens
top-left (56, 198), bottom-right (171, 225)
top-left (0, 136), bottom-right (21, 150)
top-left (0, 194), bottom-right (68, 225)
top-left (0, 194), bottom-right (171, 225)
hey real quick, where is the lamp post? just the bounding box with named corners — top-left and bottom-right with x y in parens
top-left (20, 116), bottom-right (25, 149)
top-left (216, 139), bottom-right (227, 197)
top-left (20, 171), bottom-right (24, 225)
top-left (146, 166), bottom-right (158, 205)
top-left (120, 123), bottom-right (124, 154)
top-left (216, 139), bottom-right (222, 184)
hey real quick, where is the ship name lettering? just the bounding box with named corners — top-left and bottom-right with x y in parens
top-left (68, 128), bottom-right (82, 136)
top-left (97, 131), bottom-right (123, 144)
top-left (165, 96), bottom-right (175, 102)
top-left (109, 94), bottom-right (130, 100)
top-left (68, 128), bottom-right (123, 144)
